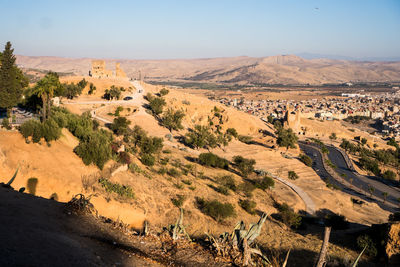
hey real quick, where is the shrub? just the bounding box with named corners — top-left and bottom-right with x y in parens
top-left (357, 235), bottom-right (377, 257)
top-left (288, 170), bottom-right (299, 180)
top-left (185, 125), bottom-right (218, 150)
top-left (139, 136), bottom-right (163, 155)
top-left (98, 177), bottom-right (134, 199)
top-left (42, 118), bottom-right (62, 142)
top-left (198, 153), bottom-right (229, 169)
top-left (213, 185), bottom-right (229, 195)
top-left (299, 154), bottom-right (312, 167)
top-left (233, 155), bottom-right (256, 177)
top-left (159, 88), bottom-right (169, 96)
top-left (159, 157), bottom-right (169, 165)
top-left (218, 175), bottom-right (236, 191)
top-left (238, 181), bottom-right (256, 198)
top-left (171, 194), bottom-right (186, 208)
top-left (19, 119), bottom-right (42, 141)
top-left (158, 166), bottom-right (167, 175)
top-left (226, 128), bottom-right (238, 138)
top-left (1, 118), bottom-right (11, 130)
top-left (196, 198), bottom-right (235, 222)
top-left (167, 167), bottom-right (180, 177)
top-left (239, 199), bottom-right (257, 215)
top-left (148, 96), bottom-right (166, 115)
top-left (238, 135), bottom-right (252, 144)
top-left (74, 130), bottom-right (112, 169)
top-left (255, 176), bottom-right (275, 190)
top-left (382, 170), bottom-right (396, 180)
top-left (276, 203), bottom-right (302, 228)
top-left (140, 153), bottom-right (155, 166)
top-left (114, 106), bottom-right (123, 116)
top-left (27, 177), bottom-right (39, 195)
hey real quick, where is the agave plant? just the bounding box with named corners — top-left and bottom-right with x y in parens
top-left (167, 208), bottom-right (191, 241)
top-left (0, 167), bottom-right (19, 188)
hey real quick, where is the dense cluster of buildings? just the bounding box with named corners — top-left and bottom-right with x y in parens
top-left (214, 90), bottom-right (400, 137)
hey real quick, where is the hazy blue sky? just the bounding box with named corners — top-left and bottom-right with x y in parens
top-left (0, 0), bottom-right (399, 59)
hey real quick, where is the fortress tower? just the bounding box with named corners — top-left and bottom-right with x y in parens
top-left (90, 60), bottom-right (128, 79)
top-left (284, 107), bottom-right (301, 131)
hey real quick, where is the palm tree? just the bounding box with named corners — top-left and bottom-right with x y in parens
top-left (34, 72), bottom-right (61, 121)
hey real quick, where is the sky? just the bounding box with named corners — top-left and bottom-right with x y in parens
top-left (0, 0), bottom-right (399, 60)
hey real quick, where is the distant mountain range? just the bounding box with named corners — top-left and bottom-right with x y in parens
top-left (16, 54), bottom-right (400, 85)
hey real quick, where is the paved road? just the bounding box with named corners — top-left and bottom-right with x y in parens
top-left (326, 145), bottom-right (400, 206)
top-left (299, 142), bottom-right (399, 211)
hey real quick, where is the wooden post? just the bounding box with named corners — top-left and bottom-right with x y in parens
top-left (315, 226), bottom-right (331, 267)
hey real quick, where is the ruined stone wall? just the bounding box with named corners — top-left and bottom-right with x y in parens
top-left (115, 63), bottom-right (127, 78)
top-left (91, 60), bottom-right (113, 78)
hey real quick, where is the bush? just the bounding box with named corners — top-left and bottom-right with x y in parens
top-left (74, 130), bottom-right (112, 169)
top-left (276, 203), bottom-right (302, 228)
top-left (198, 153), bottom-right (229, 169)
top-left (357, 235), bottom-right (377, 257)
top-left (218, 175), bottom-right (236, 191)
top-left (196, 198), bottom-right (235, 222)
top-left (171, 194), bottom-right (185, 208)
top-left (185, 125), bottom-right (218, 150)
top-left (1, 118), bottom-right (11, 130)
top-left (42, 118), bottom-right (61, 142)
top-left (238, 135), bottom-right (252, 144)
top-left (233, 155), bottom-right (256, 177)
top-left (19, 119), bottom-right (42, 141)
top-left (159, 88), bottom-right (169, 96)
top-left (239, 199), bottom-right (257, 215)
top-left (238, 181), bottom-right (256, 198)
top-left (299, 154), bottom-right (313, 167)
top-left (382, 170), bottom-right (396, 180)
top-left (148, 96), bottom-right (166, 115)
top-left (226, 128), bottom-right (238, 138)
top-left (288, 170), bottom-right (299, 180)
top-left (98, 177), bottom-right (134, 199)
top-left (167, 167), bottom-right (180, 177)
top-left (140, 153), bottom-right (155, 166)
top-left (255, 176), bottom-right (275, 190)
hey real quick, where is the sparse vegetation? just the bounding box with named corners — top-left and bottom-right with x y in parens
top-left (299, 154), bottom-right (313, 167)
top-left (239, 199), bottom-right (257, 214)
top-left (171, 194), bottom-right (186, 208)
top-left (233, 155), bottom-right (255, 177)
top-left (288, 170), bottom-right (299, 180)
top-left (98, 177), bottom-right (134, 199)
top-left (198, 152), bottom-right (229, 169)
top-left (196, 198), bottom-right (235, 222)
top-left (276, 202), bottom-right (302, 228)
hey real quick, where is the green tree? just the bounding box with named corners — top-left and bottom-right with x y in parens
top-left (299, 154), bottom-right (313, 167)
top-left (110, 116), bottom-right (131, 135)
top-left (276, 127), bottom-right (298, 149)
top-left (382, 192), bottom-right (389, 203)
top-left (161, 108), bottom-right (185, 132)
top-left (0, 42), bottom-right (28, 114)
top-left (233, 155), bottom-right (256, 177)
top-left (148, 96), bottom-right (166, 116)
top-left (185, 125), bottom-right (218, 150)
top-left (1, 118), bottom-right (11, 130)
top-left (34, 72), bottom-right (62, 121)
top-left (226, 128), bottom-right (238, 138)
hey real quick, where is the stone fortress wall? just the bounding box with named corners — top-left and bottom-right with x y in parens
top-left (90, 60), bottom-right (128, 80)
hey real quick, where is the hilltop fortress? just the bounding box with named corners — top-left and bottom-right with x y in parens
top-left (90, 60), bottom-right (128, 79)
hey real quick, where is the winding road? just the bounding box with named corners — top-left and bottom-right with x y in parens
top-left (299, 141), bottom-right (400, 211)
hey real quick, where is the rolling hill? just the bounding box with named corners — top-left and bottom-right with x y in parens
top-left (16, 54), bottom-right (400, 86)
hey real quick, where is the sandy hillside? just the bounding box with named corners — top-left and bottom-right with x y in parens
top-left (17, 54), bottom-right (400, 85)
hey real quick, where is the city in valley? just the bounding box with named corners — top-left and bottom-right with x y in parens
top-left (1, 1), bottom-right (400, 267)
